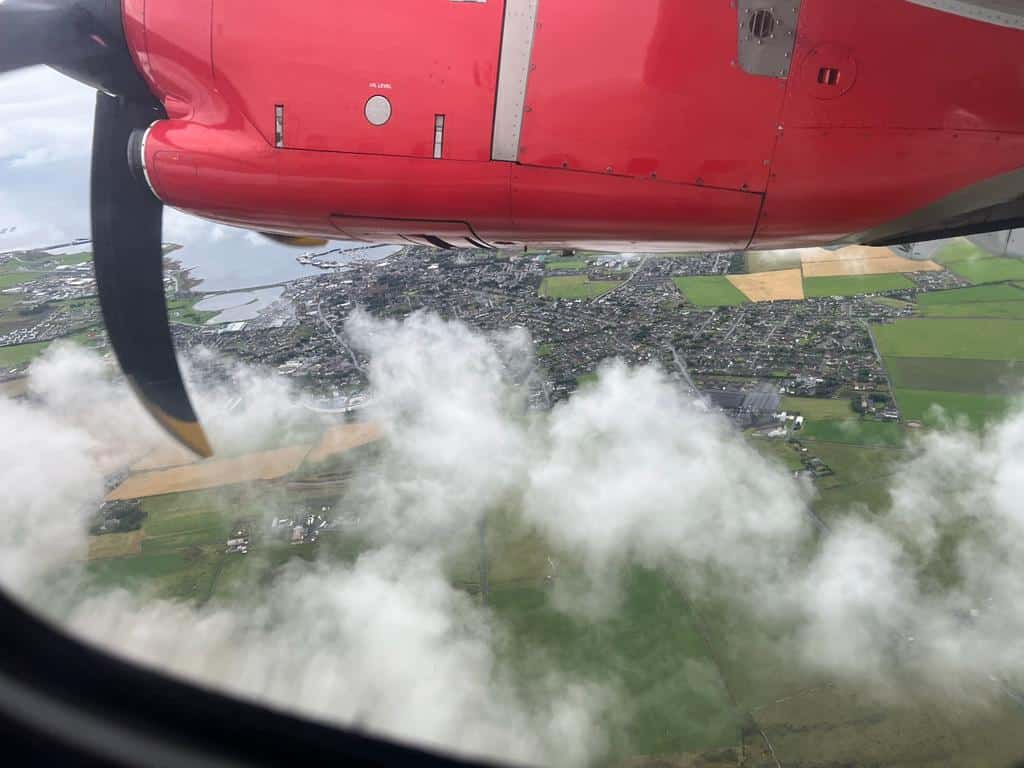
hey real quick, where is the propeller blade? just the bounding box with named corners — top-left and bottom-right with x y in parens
top-left (0, 0), bottom-right (109, 75)
top-left (91, 91), bottom-right (213, 457)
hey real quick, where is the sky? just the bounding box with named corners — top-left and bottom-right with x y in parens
top-left (0, 66), bottom-right (291, 257)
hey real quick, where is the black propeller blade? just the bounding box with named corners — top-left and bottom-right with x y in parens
top-left (91, 92), bottom-right (212, 457)
top-left (0, 0), bottom-right (213, 456)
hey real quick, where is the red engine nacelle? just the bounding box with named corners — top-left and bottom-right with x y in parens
top-left (125, 0), bottom-right (1024, 252)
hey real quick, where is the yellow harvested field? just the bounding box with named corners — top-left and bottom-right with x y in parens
top-left (131, 442), bottom-right (198, 472)
top-left (106, 444), bottom-right (310, 501)
top-left (800, 245), bottom-right (942, 277)
top-left (88, 529), bottom-right (144, 560)
top-left (728, 269), bottom-right (804, 302)
top-left (306, 422), bottom-right (383, 464)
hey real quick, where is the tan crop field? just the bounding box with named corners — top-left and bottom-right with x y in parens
top-left (107, 444), bottom-right (310, 500)
top-left (305, 421), bottom-right (382, 464)
top-left (131, 442), bottom-right (198, 472)
top-left (728, 268), bottom-right (804, 301)
top-left (801, 246), bottom-right (942, 277)
top-left (87, 529), bottom-right (145, 560)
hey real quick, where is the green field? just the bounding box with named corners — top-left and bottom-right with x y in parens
top-left (492, 568), bottom-right (743, 759)
top-left (809, 442), bottom-right (906, 522)
top-left (798, 418), bottom-right (906, 447)
top-left (780, 396), bottom-right (854, 420)
top-left (0, 270), bottom-right (44, 289)
top-left (894, 389), bottom-right (1012, 427)
top-left (673, 276), bottom-right (748, 307)
top-left (57, 252), bottom-right (92, 266)
top-left (750, 436), bottom-right (805, 471)
top-left (874, 318), bottom-right (1024, 360)
top-left (539, 275), bottom-right (621, 300)
top-left (915, 278), bottom-right (1024, 320)
top-left (803, 273), bottom-right (914, 298)
top-left (167, 297), bottom-right (219, 325)
top-left (918, 283), bottom-right (1024, 305)
top-left (886, 356), bottom-right (1024, 394)
top-left (543, 258), bottom-right (588, 271)
top-left (934, 240), bottom-right (1024, 284)
top-left (0, 341), bottom-right (50, 368)
top-left (921, 301), bottom-right (1024, 319)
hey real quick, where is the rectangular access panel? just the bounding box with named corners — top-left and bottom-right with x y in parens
top-left (212, 0), bottom-right (504, 160)
top-left (516, 1), bottom-right (788, 191)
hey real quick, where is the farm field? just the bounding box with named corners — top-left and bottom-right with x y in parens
top-left (810, 442), bottom-right (906, 522)
top-left (800, 246), bottom-right (941, 278)
top-left (921, 301), bottom-right (1024, 319)
top-left (674, 275), bottom-right (749, 306)
top-left (873, 318), bottom-right (1024, 360)
top-left (745, 249), bottom-right (803, 273)
top-left (886, 356), bottom-right (1024, 394)
top-left (539, 275), bottom-right (622, 300)
top-left (0, 340), bottom-right (50, 368)
top-left (935, 240), bottom-right (1024, 284)
top-left (803, 273), bottom-right (914, 297)
top-left (779, 396), bottom-right (854, 420)
top-left (305, 422), bottom-right (383, 465)
top-left (894, 388), bottom-right (1012, 427)
top-left (917, 283), bottom-right (1024, 305)
top-left (0, 269), bottom-right (44, 289)
top-left (491, 567), bottom-right (744, 760)
top-left (798, 418), bottom-right (906, 447)
top-left (542, 258), bottom-right (588, 271)
top-left (727, 268), bottom-right (803, 301)
top-left (106, 445), bottom-right (311, 500)
top-left (749, 435), bottom-right (805, 471)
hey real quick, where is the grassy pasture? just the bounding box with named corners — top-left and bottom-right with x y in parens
top-left (0, 270), bottom-right (43, 289)
top-left (895, 389), bottom-right (1012, 427)
top-left (921, 302), bottom-right (1024, 319)
top-left (0, 341), bottom-right (50, 368)
top-left (491, 567), bottom-right (743, 760)
top-left (543, 258), bottom-right (588, 271)
top-left (917, 284), bottom-right (1024, 305)
top-left (803, 273), bottom-right (913, 298)
top-left (539, 275), bottom-right (621, 300)
top-left (886, 356), bottom-right (1024, 394)
top-left (873, 318), bottom-right (1024, 360)
top-left (673, 276), bottom-right (749, 306)
top-left (798, 418), bottom-right (906, 447)
top-left (935, 240), bottom-right (1024, 284)
top-left (780, 396), bottom-right (854, 420)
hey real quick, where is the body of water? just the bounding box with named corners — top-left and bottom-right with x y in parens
top-left (174, 238), bottom-right (401, 292)
top-left (194, 287), bottom-right (284, 324)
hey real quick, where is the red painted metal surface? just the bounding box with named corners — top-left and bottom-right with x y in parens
top-left (129, 0), bottom-right (1024, 252)
top-left (518, 0), bottom-right (786, 191)
top-left (752, 0), bottom-right (1024, 247)
top-left (211, 0), bottom-right (503, 161)
top-left (752, 127), bottom-right (1024, 248)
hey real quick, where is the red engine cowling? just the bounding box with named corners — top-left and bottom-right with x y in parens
top-left (125, 0), bottom-right (1024, 252)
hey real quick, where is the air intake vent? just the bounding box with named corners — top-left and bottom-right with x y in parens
top-left (749, 8), bottom-right (775, 39)
top-left (737, 1), bottom-right (800, 78)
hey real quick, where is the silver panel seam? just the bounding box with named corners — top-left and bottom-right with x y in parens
top-left (906, 0), bottom-right (1024, 30)
top-left (491, 0), bottom-right (539, 162)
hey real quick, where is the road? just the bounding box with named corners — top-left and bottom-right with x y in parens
top-left (669, 346), bottom-right (699, 395)
top-left (593, 254), bottom-right (649, 303)
top-left (317, 299), bottom-right (365, 377)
